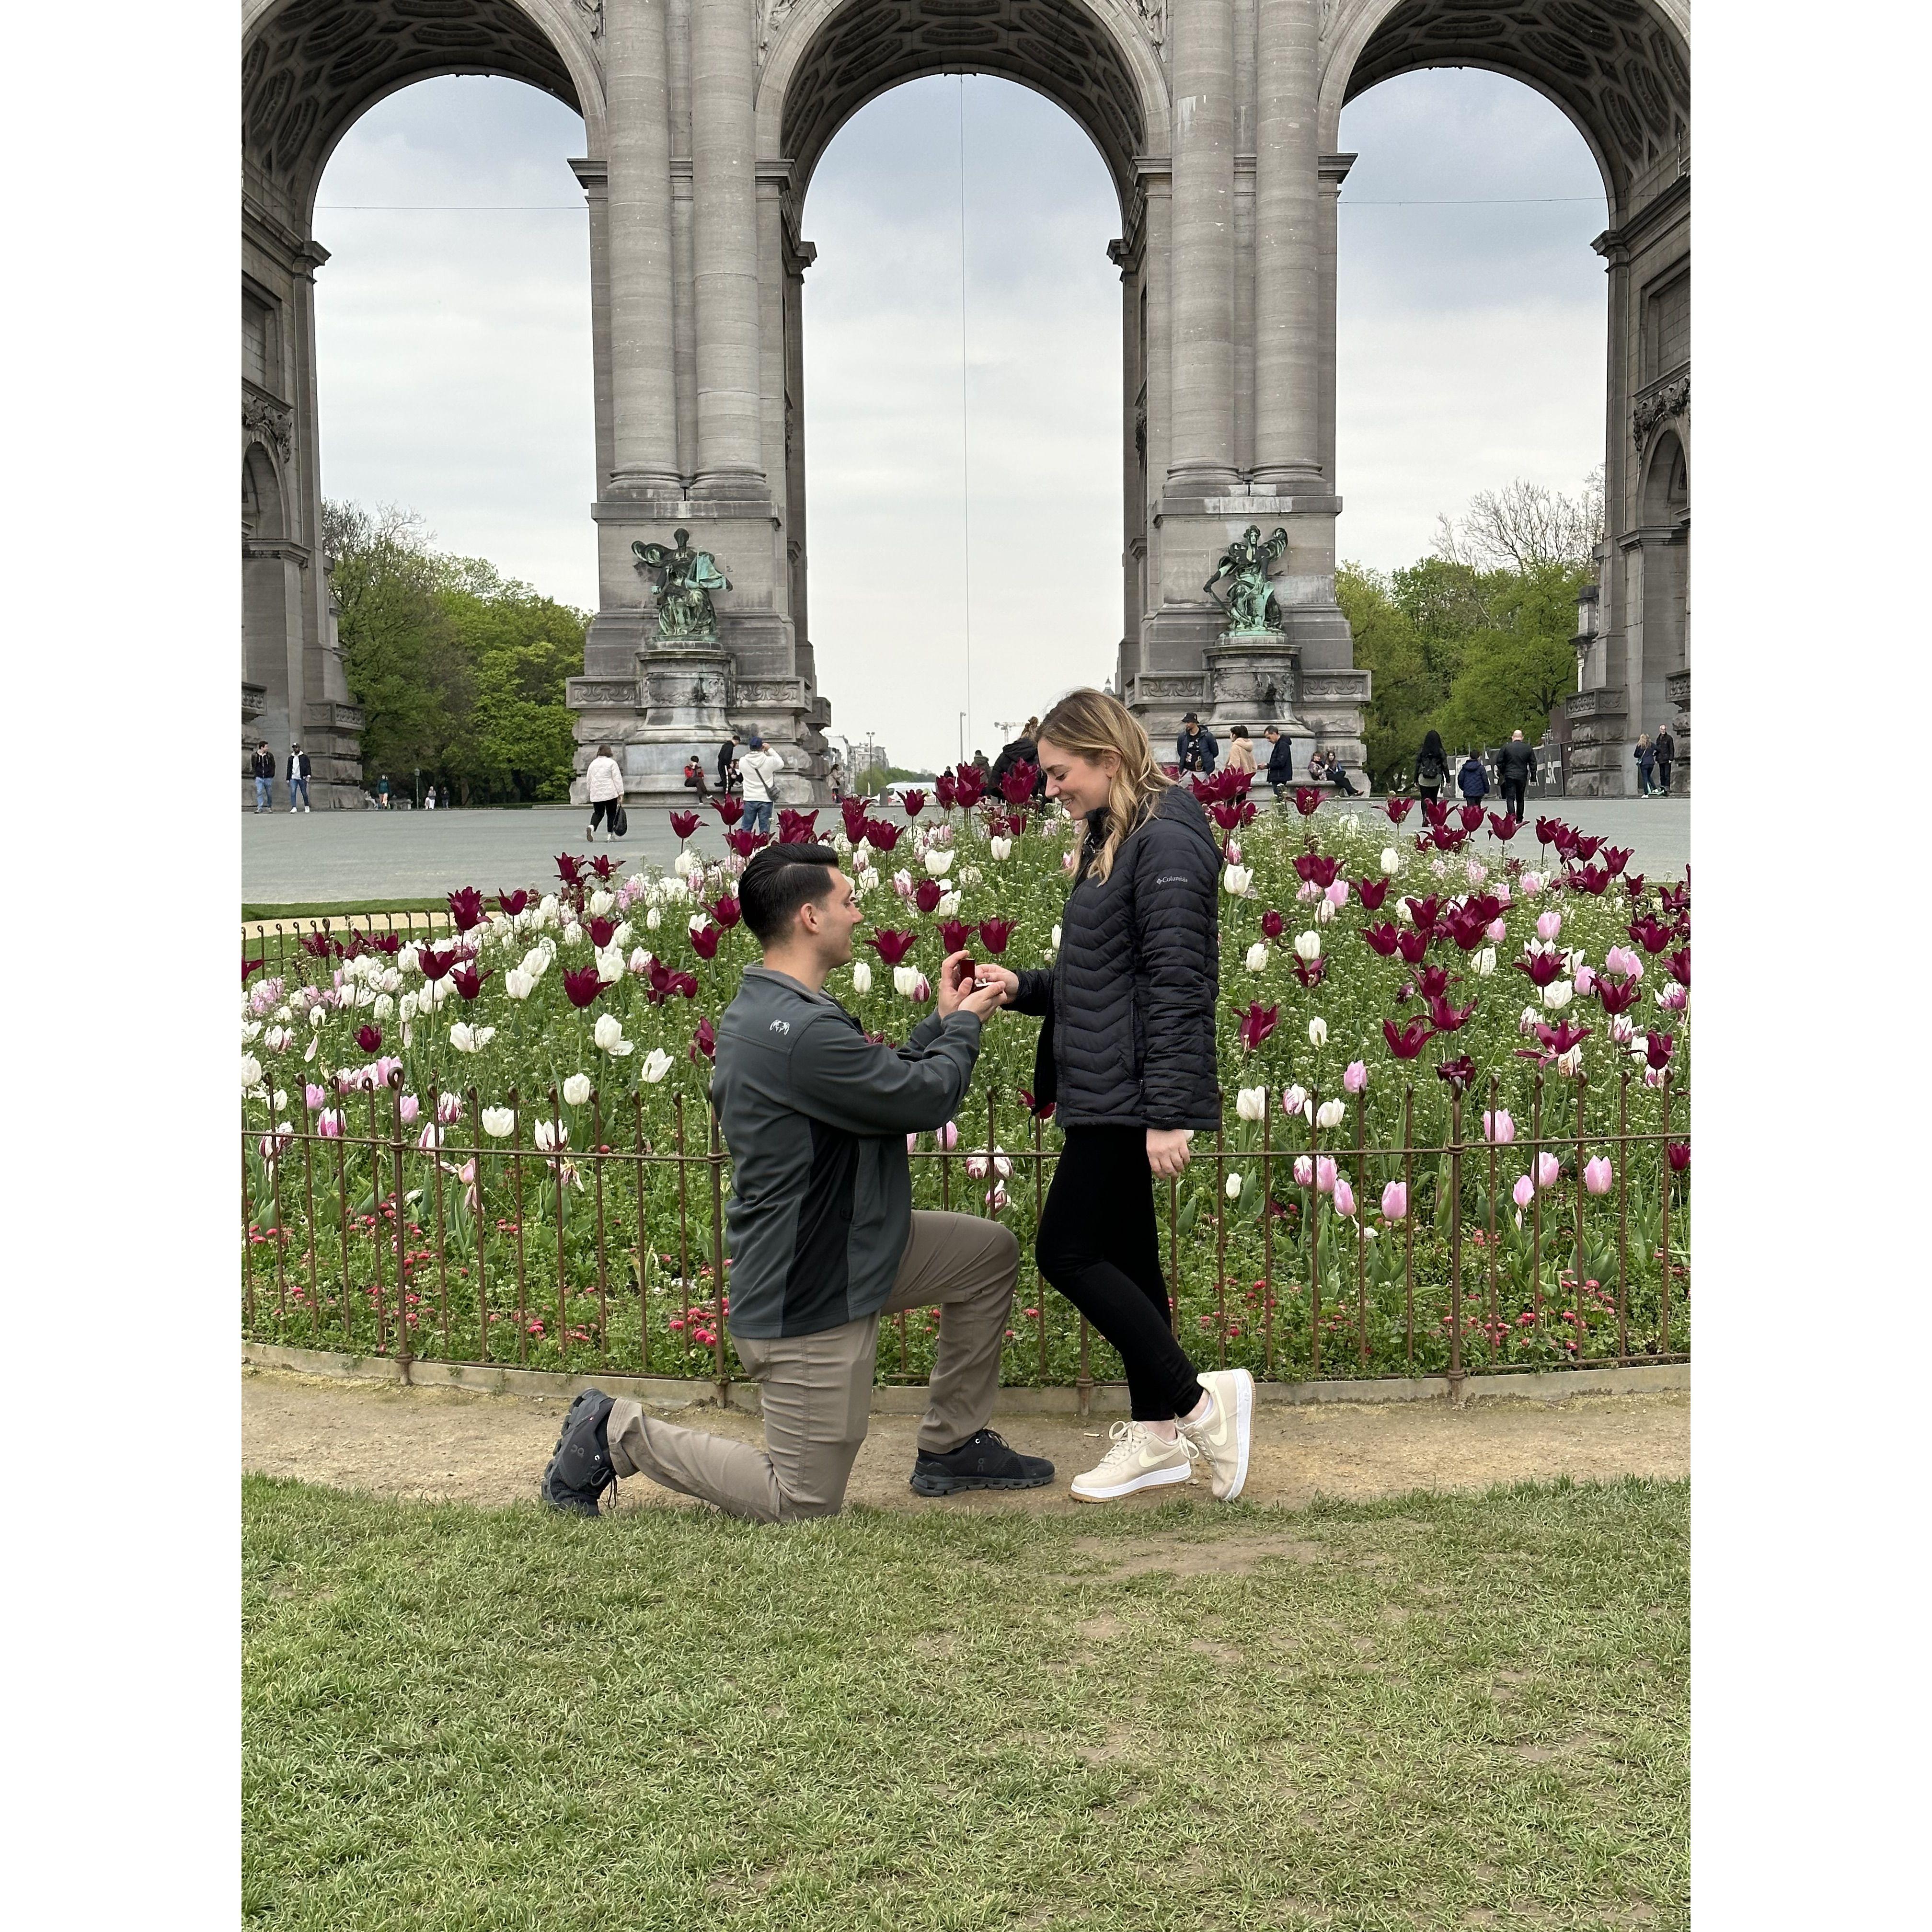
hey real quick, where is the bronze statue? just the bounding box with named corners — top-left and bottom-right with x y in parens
top-left (632, 528), bottom-right (730, 639)
top-left (1204, 524), bottom-right (1289, 634)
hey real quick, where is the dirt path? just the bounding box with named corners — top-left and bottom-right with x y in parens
top-left (243, 1368), bottom-right (1687, 1514)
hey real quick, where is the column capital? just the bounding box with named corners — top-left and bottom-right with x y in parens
top-left (1318, 151), bottom-right (1356, 186)
top-left (569, 156), bottom-right (608, 195)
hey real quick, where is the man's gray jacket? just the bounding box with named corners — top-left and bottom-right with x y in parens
top-left (711, 967), bottom-right (983, 1340)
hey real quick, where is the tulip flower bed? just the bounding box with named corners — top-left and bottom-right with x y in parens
top-left (242, 775), bottom-right (1688, 1389)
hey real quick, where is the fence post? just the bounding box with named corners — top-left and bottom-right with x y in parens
top-left (389, 1069), bottom-right (413, 1378)
top-left (1261, 1104), bottom-right (1275, 1380)
top-left (707, 1098), bottom-right (729, 1403)
top-left (469, 1087), bottom-right (491, 1363)
top-left (1657, 1071), bottom-right (1674, 1353)
top-left (1448, 1090), bottom-right (1465, 1402)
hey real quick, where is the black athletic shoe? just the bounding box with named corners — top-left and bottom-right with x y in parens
top-left (541, 1388), bottom-right (617, 1516)
top-left (909, 1428), bottom-right (1055, 1496)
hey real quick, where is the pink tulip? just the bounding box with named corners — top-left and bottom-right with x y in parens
top-left (939, 1120), bottom-right (960, 1150)
top-left (304, 1083), bottom-right (327, 1111)
top-left (1656, 983), bottom-right (1688, 1011)
top-left (1293, 1155), bottom-right (1314, 1188)
top-left (1604, 945), bottom-right (1644, 980)
top-left (399, 1094), bottom-right (420, 1127)
top-left (438, 1092), bottom-right (464, 1125)
top-left (1486, 918), bottom-right (1508, 944)
top-left (1535, 1151), bottom-right (1561, 1190)
top-left (913, 974), bottom-right (932, 1003)
top-left (907, 1132), bottom-right (919, 1153)
top-left (1610, 1015), bottom-right (1635, 1045)
top-left (318, 1110), bottom-right (344, 1139)
top-left (1512, 1173), bottom-right (1534, 1210)
top-left (1381, 1180), bottom-right (1408, 1221)
top-left (1483, 1108), bottom-right (1516, 1144)
top-left (1536, 910), bottom-right (1562, 942)
top-left (1324, 880), bottom-right (1349, 909)
top-left (1316, 1155), bottom-right (1337, 1195)
top-left (417, 1123), bottom-right (443, 1152)
top-left (1343, 1060), bottom-right (1368, 1094)
top-left (1574, 966), bottom-right (1597, 996)
top-left (1332, 1176), bottom-right (1356, 1218)
top-left (1583, 1156), bottom-right (1614, 1196)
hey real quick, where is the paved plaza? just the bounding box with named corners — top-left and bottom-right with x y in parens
top-left (242, 794), bottom-right (1690, 909)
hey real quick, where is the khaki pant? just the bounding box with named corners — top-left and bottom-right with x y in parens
top-left (604, 1211), bottom-right (1020, 1521)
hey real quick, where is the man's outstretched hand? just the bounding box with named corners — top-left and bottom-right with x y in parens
top-left (936, 950), bottom-right (1004, 1023)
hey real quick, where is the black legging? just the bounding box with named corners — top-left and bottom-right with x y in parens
top-left (590, 798), bottom-right (621, 835)
top-left (1035, 1126), bottom-right (1206, 1422)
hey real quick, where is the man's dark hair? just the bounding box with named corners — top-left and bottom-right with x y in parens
top-left (739, 842), bottom-right (840, 946)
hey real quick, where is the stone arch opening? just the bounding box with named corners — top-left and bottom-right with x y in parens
top-left (1640, 423), bottom-right (1687, 525)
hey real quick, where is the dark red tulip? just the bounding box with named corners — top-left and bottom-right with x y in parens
top-left (1404, 896), bottom-right (1440, 929)
top-left (496, 889), bottom-right (530, 917)
top-left (452, 962), bottom-right (491, 1002)
top-left (674, 972), bottom-right (697, 999)
top-left (865, 818), bottom-right (904, 853)
top-left (1667, 1141), bottom-right (1690, 1173)
top-left (300, 933), bottom-right (335, 960)
top-left (1445, 907), bottom-right (1491, 951)
top-left (1572, 834), bottom-right (1601, 862)
top-left (999, 761), bottom-right (1038, 805)
top-left (1532, 1018), bottom-right (1592, 1057)
top-left (446, 886), bottom-right (485, 933)
top-left (1534, 815), bottom-right (1565, 848)
top-left (1396, 927), bottom-right (1432, 966)
top-left (1210, 800), bottom-right (1245, 832)
top-left (914, 878), bottom-right (943, 914)
top-left (1600, 843), bottom-right (1632, 876)
top-left (1356, 877), bottom-right (1390, 911)
top-left (1594, 974), bottom-right (1642, 1016)
top-left (1426, 992), bottom-right (1476, 1033)
top-left (1294, 788), bottom-right (1324, 817)
top-left (1292, 955), bottom-right (1328, 989)
top-left (1551, 824), bottom-right (1580, 859)
top-left (778, 808), bottom-right (820, 842)
top-left (1436, 1054), bottom-right (1477, 1094)
top-left (1421, 798), bottom-right (1452, 831)
top-left (1623, 873), bottom-right (1647, 901)
top-left (356, 1024), bottom-right (382, 1054)
top-left (1430, 825), bottom-right (1469, 853)
top-left (1237, 1002), bottom-right (1280, 1051)
top-left (939, 918), bottom-right (973, 954)
top-left (1628, 914), bottom-right (1675, 954)
top-left (1383, 1017), bottom-right (1434, 1060)
top-left (1668, 945), bottom-right (1690, 989)
top-left (1565, 864), bottom-right (1611, 896)
top-left (1005, 809), bottom-right (1029, 836)
top-left (643, 959), bottom-right (675, 1004)
top-left (589, 916), bottom-right (617, 949)
top-left (901, 789), bottom-right (927, 818)
top-left (933, 772), bottom-right (958, 810)
top-left (1362, 922), bottom-right (1400, 957)
top-left (418, 945), bottom-right (458, 981)
top-left (1414, 964), bottom-right (1453, 1000)
top-left (1021, 1088), bottom-right (1055, 1121)
top-left (1260, 909), bottom-right (1285, 940)
top-left (555, 852), bottom-right (586, 887)
top-left (562, 966), bottom-right (603, 1009)
top-left (870, 929), bottom-right (920, 966)
top-left (1293, 852), bottom-right (1341, 889)
top-left (1384, 795), bottom-right (1414, 826)
top-left (1459, 803), bottom-right (1484, 833)
top-left (1512, 949), bottom-right (1564, 988)
top-left (242, 956), bottom-right (265, 984)
top-left (588, 855), bottom-right (620, 881)
top-left (669, 810), bottom-right (701, 840)
top-left (1660, 882), bottom-right (1690, 916)
top-left (1645, 1031), bottom-right (1675, 1071)
top-left (952, 769), bottom-right (983, 809)
top-left (713, 795), bottom-right (744, 826)
top-left (840, 795), bottom-right (869, 839)
top-left (690, 923), bottom-right (721, 961)
top-left (707, 893), bottom-right (738, 931)
top-left (1486, 811), bottom-right (1521, 842)
top-left (977, 918), bottom-right (1015, 954)
top-left (690, 1015), bottom-right (716, 1062)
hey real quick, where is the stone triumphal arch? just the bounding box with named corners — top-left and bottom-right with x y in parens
top-left (242, 0), bottom-right (1689, 805)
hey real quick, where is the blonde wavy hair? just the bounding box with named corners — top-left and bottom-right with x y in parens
top-left (1035, 687), bottom-right (1170, 884)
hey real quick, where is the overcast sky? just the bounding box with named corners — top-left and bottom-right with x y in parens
top-left (313, 66), bottom-right (1606, 770)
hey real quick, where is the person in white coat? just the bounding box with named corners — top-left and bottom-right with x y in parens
top-left (584, 744), bottom-right (625, 840)
top-left (738, 733), bottom-right (782, 836)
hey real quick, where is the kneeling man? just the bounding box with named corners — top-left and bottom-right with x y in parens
top-left (544, 841), bottom-right (1053, 1518)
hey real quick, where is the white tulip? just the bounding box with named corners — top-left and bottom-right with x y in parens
top-left (1294, 930), bottom-right (1321, 962)
top-left (505, 969), bottom-right (533, 1002)
top-left (924, 847), bottom-right (955, 876)
top-left (1380, 847), bottom-right (1400, 875)
top-left (989, 837), bottom-right (1012, 862)
top-left (1541, 981), bottom-right (1573, 1011)
top-left (242, 1020), bottom-right (263, 1045)
top-left (595, 946), bottom-right (624, 984)
top-left (1225, 1173), bottom-right (1243, 1201)
top-left (850, 959), bottom-right (874, 996)
top-left (481, 1106), bottom-right (515, 1138)
top-left (1236, 1086), bottom-right (1267, 1123)
top-left (533, 1119), bottom-right (568, 1153)
top-left (1475, 947), bottom-right (1497, 978)
top-left (309, 1006), bottom-right (325, 1029)
top-left (893, 964), bottom-right (921, 998)
top-left (1396, 899), bottom-right (1414, 925)
top-left (1283, 1084), bottom-right (1309, 1119)
top-left (1222, 864), bottom-right (1253, 897)
top-left (1316, 1098), bottom-right (1346, 1131)
top-left (630, 947), bottom-right (654, 975)
top-left (959, 865), bottom-right (983, 887)
top-left (241, 1054), bottom-right (262, 1090)
top-left (273, 1004), bottom-right (292, 1025)
top-left (272, 1089), bottom-right (288, 1111)
top-left (562, 923), bottom-right (583, 948)
top-left (1315, 898), bottom-right (1335, 924)
top-left (399, 992), bottom-right (420, 1023)
top-left (449, 1023), bottom-right (496, 1053)
top-left (646, 907), bottom-right (662, 930)
top-left (593, 1013), bottom-right (633, 1057)
top-left (640, 1047), bottom-right (675, 1084)
top-left (1245, 941), bottom-right (1269, 973)
top-left (1051, 923), bottom-right (1062, 952)
top-left (372, 993), bottom-right (394, 1021)
top-left (588, 889), bottom-right (615, 917)
top-left (858, 867), bottom-right (881, 894)
top-left (563, 1073), bottom-right (592, 1107)
top-left (673, 850), bottom-right (699, 877)
top-left (1557, 1046), bottom-right (1585, 1078)
top-left (1308, 1016), bottom-right (1328, 1048)
top-left (936, 893), bottom-right (960, 918)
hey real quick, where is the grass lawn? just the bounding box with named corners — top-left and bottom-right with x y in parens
top-left (243, 1475), bottom-right (1687, 1931)
top-left (244, 900), bottom-right (451, 924)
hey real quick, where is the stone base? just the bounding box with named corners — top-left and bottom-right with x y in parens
top-left (1564, 687), bottom-right (1633, 798)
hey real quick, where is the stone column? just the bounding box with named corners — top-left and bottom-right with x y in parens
top-left (1316, 153), bottom-right (1354, 486)
top-left (603, 0), bottom-right (679, 494)
top-left (1166, 0), bottom-right (1237, 492)
top-left (570, 159), bottom-right (616, 492)
top-left (690, 0), bottom-right (765, 495)
top-left (1253, 0), bottom-right (1323, 490)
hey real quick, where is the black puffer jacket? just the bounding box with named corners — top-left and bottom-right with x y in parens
top-left (1011, 786), bottom-right (1222, 1131)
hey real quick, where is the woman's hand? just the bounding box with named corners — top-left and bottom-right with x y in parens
top-left (1146, 1127), bottom-right (1193, 1178)
top-left (973, 964), bottom-right (1020, 1006)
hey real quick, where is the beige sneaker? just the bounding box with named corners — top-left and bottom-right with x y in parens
top-left (1179, 1368), bottom-right (1254, 1500)
top-left (1069, 1420), bottom-right (1196, 1503)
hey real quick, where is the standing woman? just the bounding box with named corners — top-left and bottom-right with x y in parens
top-left (981, 688), bottom-right (1254, 1502)
top-left (1415, 728), bottom-right (1448, 802)
top-left (1225, 724), bottom-right (1258, 777)
top-left (1633, 734), bottom-right (1656, 796)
